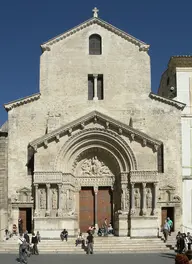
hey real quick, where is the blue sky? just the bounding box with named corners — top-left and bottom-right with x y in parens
top-left (0, 1), bottom-right (192, 126)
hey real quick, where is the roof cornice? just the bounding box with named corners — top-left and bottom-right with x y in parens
top-left (149, 92), bottom-right (186, 110)
top-left (4, 93), bottom-right (41, 111)
top-left (168, 56), bottom-right (192, 68)
top-left (29, 110), bottom-right (162, 151)
top-left (41, 18), bottom-right (149, 52)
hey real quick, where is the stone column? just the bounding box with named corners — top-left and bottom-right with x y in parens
top-left (34, 184), bottom-right (39, 216)
top-left (142, 183), bottom-right (147, 215)
top-left (152, 183), bottom-right (157, 215)
top-left (57, 184), bottom-right (62, 216)
top-left (94, 186), bottom-right (98, 229)
top-left (121, 185), bottom-right (126, 211)
top-left (131, 183), bottom-right (135, 214)
top-left (93, 74), bottom-right (98, 100)
top-left (46, 183), bottom-right (51, 216)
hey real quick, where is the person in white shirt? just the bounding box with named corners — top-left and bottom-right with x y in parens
top-left (18, 233), bottom-right (28, 264)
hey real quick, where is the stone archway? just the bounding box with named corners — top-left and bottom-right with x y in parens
top-left (72, 147), bottom-right (121, 232)
top-left (54, 128), bottom-right (137, 234)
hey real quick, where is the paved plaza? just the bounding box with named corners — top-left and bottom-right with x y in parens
top-left (0, 252), bottom-right (176, 264)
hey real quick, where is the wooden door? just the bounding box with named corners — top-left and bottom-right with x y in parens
top-left (79, 188), bottom-right (94, 232)
top-left (19, 208), bottom-right (27, 233)
top-left (97, 187), bottom-right (112, 228)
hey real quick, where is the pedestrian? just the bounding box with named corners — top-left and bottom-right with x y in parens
top-left (167, 217), bottom-right (173, 235)
top-left (18, 233), bottom-right (28, 264)
top-left (24, 230), bottom-right (31, 257)
top-left (162, 220), bottom-right (170, 242)
top-left (31, 232), bottom-right (39, 255)
top-left (86, 231), bottom-right (94, 254)
top-left (103, 218), bottom-right (108, 236)
top-left (18, 218), bottom-right (23, 234)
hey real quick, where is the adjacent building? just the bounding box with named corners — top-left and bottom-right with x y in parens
top-left (158, 56), bottom-right (192, 232)
top-left (0, 9), bottom-right (185, 239)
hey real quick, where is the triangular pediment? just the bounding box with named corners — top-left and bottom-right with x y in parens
top-left (41, 17), bottom-right (149, 52)
top-left (159, 185), bottom-right (175, 191)
top-left (29, 111), bottom-right (162, 151)
top-left (17, 187), bottom-right (31, 194)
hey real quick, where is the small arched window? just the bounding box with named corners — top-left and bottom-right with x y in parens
top-left (89, 34), bottom-right (102, 55)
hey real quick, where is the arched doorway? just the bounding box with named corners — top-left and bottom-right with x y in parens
top-left (55, 128), bottom-right (137, 235)
top-left (73, 147), bottom-right (120, 232)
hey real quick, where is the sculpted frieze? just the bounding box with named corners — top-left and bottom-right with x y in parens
top-left (39, 189), bottom-right (46, 209)
top-left (80, 156), bottom-right (113, 177)
top-left (130, 170), bottom-right (158, 183)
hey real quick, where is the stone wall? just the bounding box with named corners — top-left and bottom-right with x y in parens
top-left (0, 132), bottom-right (8, 240)
top-left (5, 18), bottom-right (183, 234)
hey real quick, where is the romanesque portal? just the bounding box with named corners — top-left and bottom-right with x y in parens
top-left (31, 126), bottom-right (160, 237)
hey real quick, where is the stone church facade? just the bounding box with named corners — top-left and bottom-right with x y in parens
top-left (0, 8), bottom-right (185, 238)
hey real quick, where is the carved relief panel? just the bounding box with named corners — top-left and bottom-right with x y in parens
top-left (51, 188), bottom-right (58, 210)
top-left (39, 188), bottom-right (46, 209)
top-left (80, 156), bottom-right (113, 177)
top-left (146, 187), bottom-right (152, 209)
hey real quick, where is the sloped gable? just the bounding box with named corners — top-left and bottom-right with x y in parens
top-left (29, 111), bottom-right (162, 151)
top-left (41, 17), bottom-right (149, 52)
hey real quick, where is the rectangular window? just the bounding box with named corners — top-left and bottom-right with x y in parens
top-left (88, 74), bottom-right (104, 100)
top-left (88, 75), bottom-right (94, 100)
top-left (157, 144), bottom-right (164, 173)
top-left (97, 75), bottom-right (104, 100)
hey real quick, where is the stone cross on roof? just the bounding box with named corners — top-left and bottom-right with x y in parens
top-left (92, 7), bottom-right (99, 18)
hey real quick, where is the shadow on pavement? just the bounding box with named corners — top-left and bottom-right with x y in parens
top-left (160, 253), bottom-right (176, 259)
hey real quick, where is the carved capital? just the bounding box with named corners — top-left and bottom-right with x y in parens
top-left (68, 128), bottom-right (72, 136)
top-left (44, 140), bottom-right (48, 148)
top-left (55, 134), bottom-right (60, 142)
top-left (94, 186), bottom-right (98, 194)
top-left (80, 123), bottom-right (85, 129)
top-left (131, 183), bottom-right (135, 189)
top-left (93, 74), bottom-right (98, 79)
top-left (131, 133), bottom-right (135, 141)
top-left (57, 183), bottom-right (62, 189)
top-left (46, 183), bottom-right (51, 189)
top-left (105, 121), bottom-right (109, 129)
top-left (142, 182), bottom-right (146, 188)
top-left (118, 127), bottom-right (123, 135)
top-left (153, 144), bottom-right (158, 152)
top-left (34, 184), bottom-right (38, 189)
top-left (142, 139), bottom-right (147, 147)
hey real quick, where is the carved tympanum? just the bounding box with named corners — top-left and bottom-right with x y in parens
top-left (80, 156), bottom-right (112, 176)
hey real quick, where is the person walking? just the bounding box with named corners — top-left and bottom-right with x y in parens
top-left (162, 220), bottom-right (170, 242)
top-left (86, 231), bottom-right (94, 255)
top-left (18, 233), bottom-right (28, 264)
top-left (24, 230), bottom-right (30, 257)
top-left (31, 232), bottom-right (39, 255)
top-left (167, 217), bottom-right (173, 235)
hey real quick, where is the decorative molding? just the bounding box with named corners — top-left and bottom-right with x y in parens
top-left (56, 127), bottom-right (138, 171)
top-left (130, 170), bottom-right (158, 183)
top-left (169, 56), bottom-right (192, 68)
top-left (34, 171), bottom-right (114, 188)
top-left (4, 93), bottom-right (41, 111)
top-left (41, 17), bottom-right (149, 52)
top-left (29, 110), bottom-right (162, 151)
top-left (149, 92), bottom-right (185, 110)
